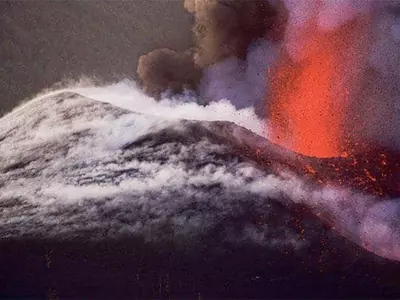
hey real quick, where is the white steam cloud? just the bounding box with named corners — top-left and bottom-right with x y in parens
top-left (72, 79), bottom-right (265, 136)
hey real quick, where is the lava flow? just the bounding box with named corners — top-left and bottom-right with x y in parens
top-left (255, 144), bottom-right (399, 198)
top-left (268, 17), bottom-right (370, 158)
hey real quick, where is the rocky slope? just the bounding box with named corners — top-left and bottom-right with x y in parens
top-left (0, 92), bottom-right (399, 298)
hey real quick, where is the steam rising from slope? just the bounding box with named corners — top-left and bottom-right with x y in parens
top-left (0, 89), bottom-right (302, 248)
top-left (72, 80), bottom-right (265, 135)
top-left (1, 85), bottom-right (400, 262)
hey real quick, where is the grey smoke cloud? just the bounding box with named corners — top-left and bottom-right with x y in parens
top-left (198, 39), bottom-right (279, 117)
top-left (137, 0), bottom-right (284, 115)
top-left (184, 0), bottom-right (282, 67)
top-left (137, 48), bottom-right (201, 98)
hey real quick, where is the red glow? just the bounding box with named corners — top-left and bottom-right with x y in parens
top-left (268, 17), bottom-right (370, 158)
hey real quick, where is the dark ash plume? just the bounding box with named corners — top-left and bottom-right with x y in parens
top-left (137, 48), bottom-right (201, 98)
top-left (185, 0), bottom-right (284, 68)
top-left (137, 0), bottom-right (285, 99)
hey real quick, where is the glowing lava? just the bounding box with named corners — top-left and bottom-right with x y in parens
top-left (268, 17), bottom-right (370, 158)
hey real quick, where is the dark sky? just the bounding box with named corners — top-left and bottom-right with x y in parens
top-left (0, 0), bottom-right (193, 116)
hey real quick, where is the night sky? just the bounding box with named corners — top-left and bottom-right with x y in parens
top-left (0, 0), bottom-right (193, 116)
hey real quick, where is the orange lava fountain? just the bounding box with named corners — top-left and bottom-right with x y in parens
top-left (268, 16), bottom-right (371, 158)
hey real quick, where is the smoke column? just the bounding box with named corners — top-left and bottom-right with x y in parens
top-left (137, 49), bottom-right (201, 98)
top-left (137, 0), bottom-right (284, 117)
top-left (184, 0), bottom-right (282, 67)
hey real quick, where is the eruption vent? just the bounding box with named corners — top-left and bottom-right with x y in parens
top-left (269, 3), bottom-right (371, 158)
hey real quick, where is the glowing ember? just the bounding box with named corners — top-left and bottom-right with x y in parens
top-left (268, 17), bottom-right (370, 158)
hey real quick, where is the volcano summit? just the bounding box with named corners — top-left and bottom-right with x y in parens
top-left (0, 89), bottom-right (400, 298)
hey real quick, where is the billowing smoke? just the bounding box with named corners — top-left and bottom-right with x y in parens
top-left (184, 0), bottom-right (283, 67)
top-left (137, 0), bottom-right (285, 116)
top-left (137, 48), bottom-right (201, 98)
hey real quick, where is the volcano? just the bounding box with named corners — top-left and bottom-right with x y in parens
top-left (1, 91), bottom-right (400, 298)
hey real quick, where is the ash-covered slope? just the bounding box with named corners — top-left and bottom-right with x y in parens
top-left (0, 92), bottom-right (299, 242)
top-left (1, 92), bottom-right (400, 298)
